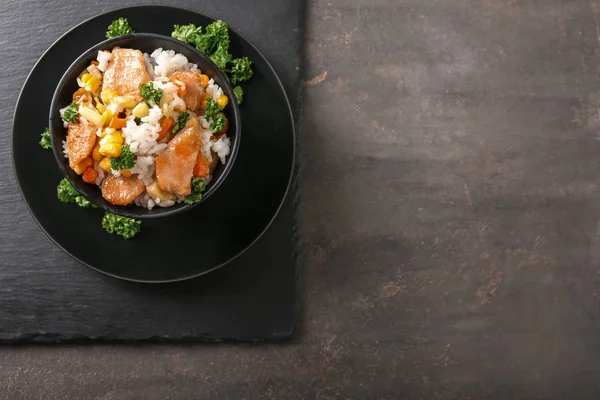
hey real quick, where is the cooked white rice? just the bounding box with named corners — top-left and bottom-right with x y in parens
top-left (62, 139), bottom-right (69, 158)
top-left (150, 48), bottom-right (190, 77)
top-left (206, 78), bottom-right (223, 100)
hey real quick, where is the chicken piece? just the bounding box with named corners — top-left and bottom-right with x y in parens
top-left (102, 48), bottom-right (150, 100)
top-left (155, 118), bottom-right (202, 196)
top-left (101, 174), bottom-right (145, 206)
top-left (67, 118), bottom-right (97, 169)
top-left (169, 70), bottom-right (205, 112)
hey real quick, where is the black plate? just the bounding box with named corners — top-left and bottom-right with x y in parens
top-left (12, 5), bottom-right (295, 283)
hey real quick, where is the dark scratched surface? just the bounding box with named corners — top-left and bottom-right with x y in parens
top-left (1, 0), bottom-right (300, 341)
top-left (3, 0), bottom-right (600, 398)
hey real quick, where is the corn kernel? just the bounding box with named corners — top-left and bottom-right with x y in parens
top-left (101, 89), bottom-right (119, 104)
top-left (99, 143), bottom-right (122, 158)
top-left (98, 157), bottom-right (112, 172)
top-left (120, 169), bottom-right (132, 178)
top-left (217, 95), bottom-right (228, 108)
top-left (100, 131), bottom-right (124, 147)
top-left (85, 76), bottom-right (101, 93)
top-left (94, 97), bottom-right (106, 114)
top-left (92, 143), bottom-right (103, 161)
top-left (73, 157), bottom-right (92, 175)
top-left (111, 132), bottom-right (124, 145)
top-left (81, 73), bottom-right (92, 84)
top-left (132, 102), bottom-right (149, 118)
top-left (200, 74), bottom-right (209, 88)
top-left (113, 96), bottom-right (137, 109)
top-left (101, 110), bottom-right (114, 126)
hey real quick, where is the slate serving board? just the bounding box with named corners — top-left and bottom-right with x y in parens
top-left (0, 0), bottom-right (301, 342)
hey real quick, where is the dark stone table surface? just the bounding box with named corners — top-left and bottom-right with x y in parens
top-left (3, 0), bottom-right (600, 398)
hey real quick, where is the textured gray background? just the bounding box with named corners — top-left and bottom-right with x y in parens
top-left (4, 0), bottom-right (600, 398)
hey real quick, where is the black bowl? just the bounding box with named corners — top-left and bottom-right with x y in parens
top-left (49, 33), bottom-right (241, 219)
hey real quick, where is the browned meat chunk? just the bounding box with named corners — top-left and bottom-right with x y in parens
top-left (155, 118), bottom-right (202, 196)
top-left (169, 70), bottom-right (205, 112)
top-left (101, 174), bottom-right (145, 205)
top-left (102, 48), bottom-right (150, 100)
top-left (67, 118), bottom-right (97, 169)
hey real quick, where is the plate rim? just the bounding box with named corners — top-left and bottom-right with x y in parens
top-left (11, 4), bottom-right (297, 284)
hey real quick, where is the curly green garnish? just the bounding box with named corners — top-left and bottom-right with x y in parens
top-left (40, 127), bottom-right (51, 150)
top-left (62, 103), bottom-right (79, 123)
top-left (171, 112), bottom-right (189, 135)
top-left (229, 57), bottom-right (253, 84)
top-left (102, 212), bottom-right (141, 239)
top-left (140, 82), bottom-right (163, 106)
top-left (184, 178), bottom-right (207, 204)
top-left (106, 18), bottom-right (135, 39)
top-left (233, 86), bottom-right (244, 105)
top-left (110, 144), bottom-right (135, 171)
top-left (57, 178), bottom-right (96, 208)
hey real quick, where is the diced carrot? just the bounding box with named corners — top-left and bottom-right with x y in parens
top-left (158, 117), bottom-right (174, 141)
top-left (108, 117), bottom-right (127, 129)
top-left (193, 153), bottom-right (210, 178)
top-left (82, 166), bottom-right (99, 184)
top-left (214, 113), bottom-right (229, 137)
top-left (200, 93), bottom-right (212, 109)
top-left (91, 60), bottom-right (99, 66)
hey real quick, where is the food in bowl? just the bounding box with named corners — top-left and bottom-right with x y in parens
top-left (40, 19), bottom-right (253, 239)
top-left (59, 46), bottom-right (232, 210)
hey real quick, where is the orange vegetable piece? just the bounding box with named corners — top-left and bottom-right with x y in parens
top-left (158, 117), bottom-right (174, 141)
top-left (82, 167), bottom-right (99, 184)
top-left (200, 93), bottom-right (212, 109)
top-left (193, 153), bottom-right (210, 178)
top-left (109, 117), bottom-right (127, 129)
top-left (199, 74), bottom-right (209, 89)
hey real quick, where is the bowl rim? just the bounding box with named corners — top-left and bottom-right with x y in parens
top-left (49, 32), bottom-right (242, 219)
